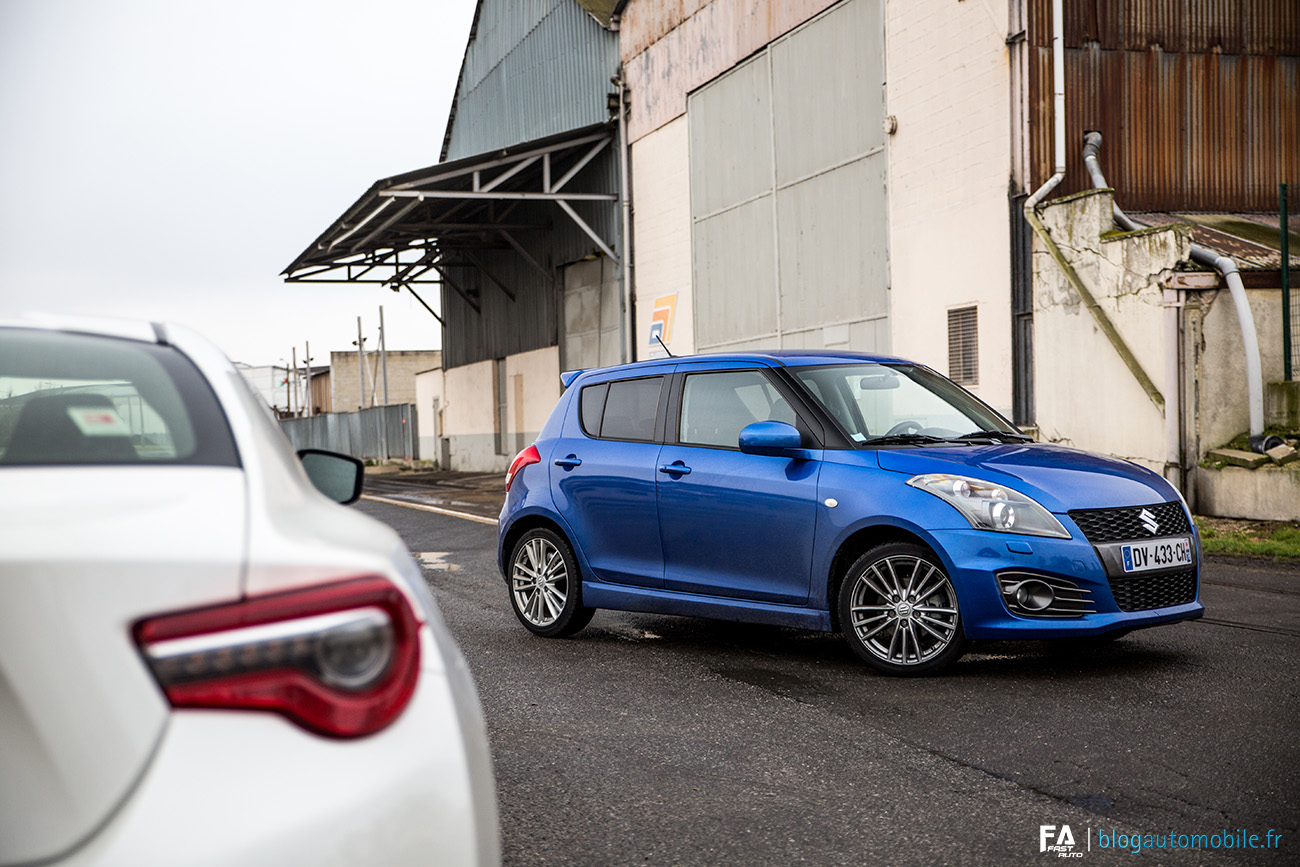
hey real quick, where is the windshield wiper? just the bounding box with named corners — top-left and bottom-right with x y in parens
top-left (951, 429), bottom-right (1033, 443)
top-left (863, 433), bottom-right (947, 446)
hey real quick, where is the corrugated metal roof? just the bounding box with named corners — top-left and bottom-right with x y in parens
top-left (441, 0), bottom-right (619, 161)
top-left (1029, 0), bottom-right (1300, 212)
top-left (1129, 211), bottom-right (1300, 271)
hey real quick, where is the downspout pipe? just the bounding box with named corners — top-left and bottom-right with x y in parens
top-left (616, 71), bottom-right (634, 365)
top-left (1026, 0), bottom-right (1066, 212)
top-left (1082, 132), bottom-right (1270, 452)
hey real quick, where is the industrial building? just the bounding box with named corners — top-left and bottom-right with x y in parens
top-left (286, 0), bottom-right (1298, 516)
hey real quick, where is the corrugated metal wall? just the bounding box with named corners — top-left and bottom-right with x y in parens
top-left (444, 0), bottom-right (620, 160)
top-left (438, 0), bottom-right (622, 370)
top-left (280, 404), bottom-right (418, 461)
top-left (1029, 0), bottom-right (1300, 211)
top-left (439, 148), bottom-right (621, 369)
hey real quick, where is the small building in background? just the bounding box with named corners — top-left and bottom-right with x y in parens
top-left (328, 350), bottom-right (441, 412)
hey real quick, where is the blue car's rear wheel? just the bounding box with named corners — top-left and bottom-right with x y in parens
top-left (839, 543), bottom-right (966, 676)
top-left (509, 528), bottom-right (595, 637)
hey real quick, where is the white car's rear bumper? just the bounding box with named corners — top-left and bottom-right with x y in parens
top-left (59, 667), bottom-right (499, 867)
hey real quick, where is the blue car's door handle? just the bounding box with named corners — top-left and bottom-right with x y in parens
top-left (658, 463), bottom-right (691, 476)
top-left (554, 455), bottom-right (582, 469)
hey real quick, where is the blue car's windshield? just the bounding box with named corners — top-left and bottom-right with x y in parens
top-left (791, 364), bottom-right (1020, 445)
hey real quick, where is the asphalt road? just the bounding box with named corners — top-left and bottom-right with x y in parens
top-left (357, 491), bottom-right (1299, 866)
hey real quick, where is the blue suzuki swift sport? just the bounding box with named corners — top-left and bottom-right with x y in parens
top-left (497, 351), bottom-right (1203, 675)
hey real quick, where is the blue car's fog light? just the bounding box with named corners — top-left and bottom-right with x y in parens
top-left (907, 473), bottom-right (1071, 538)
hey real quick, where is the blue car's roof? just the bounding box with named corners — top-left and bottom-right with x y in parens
top-left (576, 349), bottom-right (916, 378)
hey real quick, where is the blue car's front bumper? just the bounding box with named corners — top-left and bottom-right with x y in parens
top-left (927, 528), bottom-right (1204, 640)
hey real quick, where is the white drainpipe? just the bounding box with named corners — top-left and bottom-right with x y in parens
top-left (1082, 131), bottom-right (1269, 452)
top-left (1025, 0), bottom-right (1066, 212)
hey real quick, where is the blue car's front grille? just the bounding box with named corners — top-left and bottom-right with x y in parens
top-left (1108, 567), bottom-right (1198, 612)
top-left (1068, 501), bottom-right (1191, 544)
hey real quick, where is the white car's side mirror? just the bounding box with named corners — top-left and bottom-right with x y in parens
top-left (297, 449), bottom-right (365, 504)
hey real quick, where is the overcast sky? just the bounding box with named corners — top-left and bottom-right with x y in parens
top-left (0, 0), bottom-right (476, 367)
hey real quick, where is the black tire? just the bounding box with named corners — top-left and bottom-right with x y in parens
top-left (838, 542), bottom-right (967, 676)
top-left (507, 528), bottom-right (595, 637)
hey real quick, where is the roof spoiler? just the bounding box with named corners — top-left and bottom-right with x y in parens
top-left (559, 369), bottom-right (585, 389)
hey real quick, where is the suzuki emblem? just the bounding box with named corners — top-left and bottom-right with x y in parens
top-left (1138, 508), bottom-right (1159, 535)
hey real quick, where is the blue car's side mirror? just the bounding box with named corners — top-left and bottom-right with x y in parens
top-left (738, 421), bottom-right (804, 457)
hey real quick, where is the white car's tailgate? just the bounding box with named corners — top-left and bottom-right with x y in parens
top-left (0, 467), bottom-right (246, 865)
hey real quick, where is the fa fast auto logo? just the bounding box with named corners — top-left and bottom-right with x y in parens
top-left (1040, 825), bottom-right (1083, 858)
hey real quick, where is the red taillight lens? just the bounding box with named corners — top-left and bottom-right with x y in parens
top-left (133, 577), bottom-right (421, 739)
top-left (505, 443), bottom-right (541, 492)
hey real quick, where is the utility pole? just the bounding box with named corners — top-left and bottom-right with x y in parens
top-left (380, 305), bottom-right (390, 408)
top-left (379, 306), bottom-right (390, 461)
top-left (304, 342), bottom-right (313, 417)
top-left (291, 347), bottom-right (299, 417)
top-left (355, 316), bottom-right (366, 410)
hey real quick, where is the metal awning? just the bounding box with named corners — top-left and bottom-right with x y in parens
top-left (282, 123), bottom-right (618, 323)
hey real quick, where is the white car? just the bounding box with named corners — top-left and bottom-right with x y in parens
top-left (0, 315), bottom-right (499, 867)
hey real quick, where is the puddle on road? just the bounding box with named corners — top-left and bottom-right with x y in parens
top-left (417, 552), bottom-right (462, 572)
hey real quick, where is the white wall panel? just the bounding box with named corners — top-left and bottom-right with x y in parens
top-left (688, 53), bottom-right (774, 218)
top-left (693, 196), bottom-right (777, 347)
top-left (688, 0), bottom-right (889, 353)
top-left (771, 0), bottom-right (884, 185)
top-left (775, 156), bottom-right (888, 332)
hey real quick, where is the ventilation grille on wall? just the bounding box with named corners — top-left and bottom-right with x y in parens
top-left (948, 306), bottom-right (978, 386)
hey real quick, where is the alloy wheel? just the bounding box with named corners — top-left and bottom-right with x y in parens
top-left (847, 554), bottom-right (960, 667)
top-left (511, 536), bottom-right (569, 628)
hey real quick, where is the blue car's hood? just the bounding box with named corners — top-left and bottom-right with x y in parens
top-left (875, 443), bottom-right (1176, 512)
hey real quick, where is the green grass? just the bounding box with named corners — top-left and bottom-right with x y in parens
top-left (1195, 517), bottom-right (1300, 559)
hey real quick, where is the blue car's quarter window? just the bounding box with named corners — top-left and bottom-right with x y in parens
top-left (679, 370), bottom-right (796, 448)
top-left (0, 328), bottom-right (239, 467)
top-left (579, 382), bottom-right (608, 437)
top-left (586, 376), bottom-right (663, 442)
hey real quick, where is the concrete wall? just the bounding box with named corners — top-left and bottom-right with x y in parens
top-left (1033, 189), bottom-right (1189, 474)
top-left (1188, 286), bottom-right (1288, 457)
top-left (505, 346), bottom-right (562, 457)
top-left (329, 350), bottom-right (441, 411)
top-left (632, 116), bottom-right (695, 359)
top-left (1032, 188), bottom-right (1297, 516)
top-left (440, 346), bottom-right (561, 473)
top-left (885, 0), bottom-right (1014, 413)
top-left (415, 368), bottom-right (444, 466)
top-left (1194, 465), bottom-right (1300, 522)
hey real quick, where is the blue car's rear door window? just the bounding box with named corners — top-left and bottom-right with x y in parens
top-left (598, 377), bottom-right (663, 442)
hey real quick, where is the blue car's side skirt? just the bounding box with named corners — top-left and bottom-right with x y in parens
top-left (582, 579), bottom-right (833, 632)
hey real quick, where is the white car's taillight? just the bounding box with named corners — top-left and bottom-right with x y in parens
top-left (134, 577), bottom-right (421, 738)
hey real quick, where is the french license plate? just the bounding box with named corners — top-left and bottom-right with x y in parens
top-left (1121, 537), bottom-right (1193, 573)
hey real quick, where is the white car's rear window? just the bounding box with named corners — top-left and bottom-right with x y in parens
top-left (0, 328), bottom-right (239, 467)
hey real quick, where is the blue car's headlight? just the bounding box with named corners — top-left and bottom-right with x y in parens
top-left (907, 473), bottom-right (1071, 538)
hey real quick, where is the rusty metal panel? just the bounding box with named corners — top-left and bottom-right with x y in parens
top-left (1029, 0), bottom-right (1300, 212)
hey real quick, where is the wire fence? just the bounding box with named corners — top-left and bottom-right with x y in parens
top-left (280, 404), bottom-right (417, 461)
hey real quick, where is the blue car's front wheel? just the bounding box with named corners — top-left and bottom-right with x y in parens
top-left (839, 543), bottom-right (967, 676)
